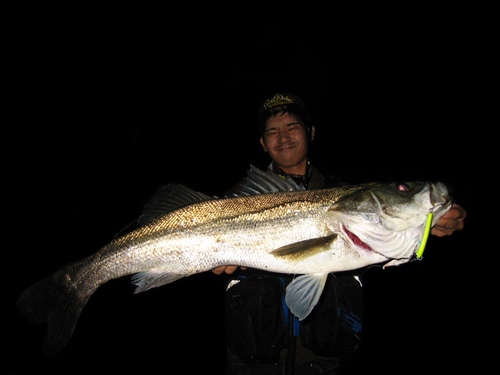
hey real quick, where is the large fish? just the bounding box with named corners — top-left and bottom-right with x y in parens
top-left (18, 166), bottom-right (451, 355)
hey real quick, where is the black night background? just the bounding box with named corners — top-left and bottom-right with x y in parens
top-left (5, 7), bottom-right (486, 375)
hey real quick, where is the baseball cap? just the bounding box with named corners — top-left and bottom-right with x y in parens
top-left (258, 93), bottom-right (306, 114)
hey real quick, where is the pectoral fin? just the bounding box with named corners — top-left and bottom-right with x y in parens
top-left (270, 234), bottom-right (337, 260)
top-left (285, 273), bottom-right (328, 320)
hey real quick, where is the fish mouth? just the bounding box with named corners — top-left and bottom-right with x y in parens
top-left (342, 225), bottom-right (373, 252)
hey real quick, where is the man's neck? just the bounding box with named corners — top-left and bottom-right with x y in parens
top-left (275, 159), bottom-right (308, 176)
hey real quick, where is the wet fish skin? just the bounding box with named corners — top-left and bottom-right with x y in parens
top-left (17, 170), bottom-right (451, 356)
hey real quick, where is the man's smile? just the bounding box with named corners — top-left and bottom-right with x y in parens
top-left (276, 143), bottom-right (296, 152)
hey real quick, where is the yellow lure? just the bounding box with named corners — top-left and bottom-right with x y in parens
top-left (416, 213), bottom-right (433, 259)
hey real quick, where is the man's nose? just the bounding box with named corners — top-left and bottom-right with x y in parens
top-left (278, 130), bottom-right (291, 143)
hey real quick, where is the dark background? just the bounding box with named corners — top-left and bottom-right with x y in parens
top-left (6, 6), bottom-right (486, 374)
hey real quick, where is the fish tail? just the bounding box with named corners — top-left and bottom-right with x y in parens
top-left (17, 263), bottom-right (95, 356)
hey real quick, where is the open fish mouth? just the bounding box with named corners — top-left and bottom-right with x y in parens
top-left (343, 225), bottom-right (373, 252)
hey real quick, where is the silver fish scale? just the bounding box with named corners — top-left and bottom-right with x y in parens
top-left (150, 198), bottom-right (337, 275)
top-left (89, 190), bottom-right (346, 284)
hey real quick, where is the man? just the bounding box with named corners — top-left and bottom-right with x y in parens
top-left (214, 93), bottom-right (466, 374)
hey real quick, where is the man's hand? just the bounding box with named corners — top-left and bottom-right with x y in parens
top-left (212, 266), bottom-right (247, 275)
top-left (431, 204), bottom-right (466, 237)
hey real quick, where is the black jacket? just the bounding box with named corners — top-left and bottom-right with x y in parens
top-left (224, 164), bottom-right (363, 368)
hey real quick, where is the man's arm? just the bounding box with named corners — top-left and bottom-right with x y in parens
top-left (431, 204), bottom-right (466, 237)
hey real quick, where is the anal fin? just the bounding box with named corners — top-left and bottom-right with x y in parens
top-left (131, 271), bottom-right (186, 294)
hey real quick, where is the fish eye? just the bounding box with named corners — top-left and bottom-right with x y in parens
top-left (397, 183), bottom-right (411, 192)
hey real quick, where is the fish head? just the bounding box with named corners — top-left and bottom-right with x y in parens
top-left (330, 181), bottom-right (452, 266)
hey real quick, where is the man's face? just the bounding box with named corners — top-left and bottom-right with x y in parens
top-left (260, 111), bottom-right (314, 172)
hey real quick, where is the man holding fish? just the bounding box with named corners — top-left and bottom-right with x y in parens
top-left (216, 93), bottom-right (466, 374)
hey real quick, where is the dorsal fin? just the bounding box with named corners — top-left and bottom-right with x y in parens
top-left (137, 184), bottom-right (211, 226)
top-left (226, 165), bottom-right (304, 197)
top-left (138, 165), bottom-right (304, 226)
